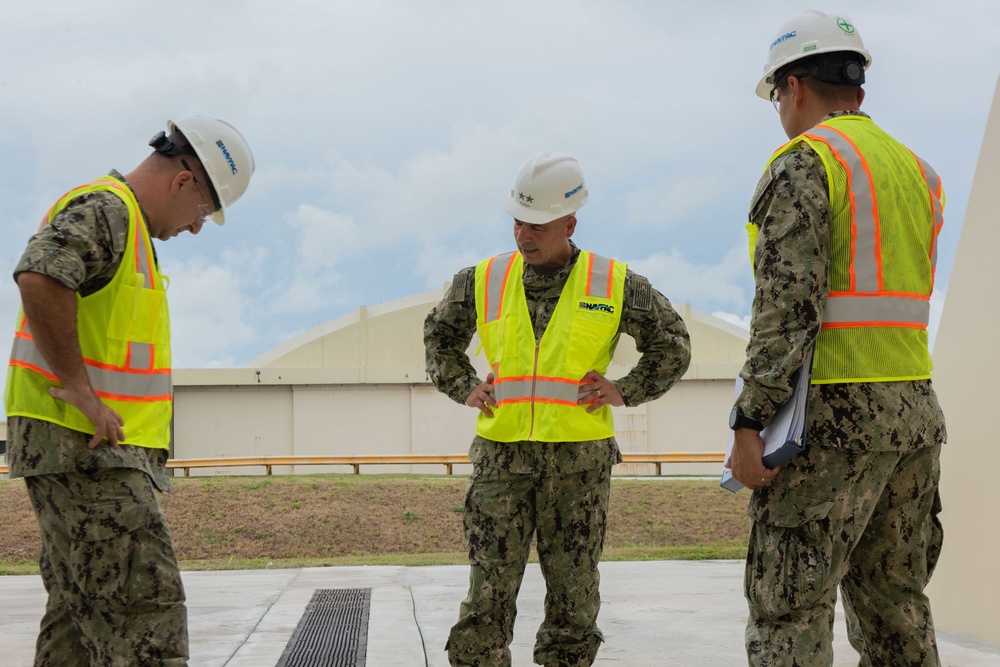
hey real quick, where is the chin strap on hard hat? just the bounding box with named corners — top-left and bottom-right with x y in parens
top-left (780, 57), bottom-right (866, 87)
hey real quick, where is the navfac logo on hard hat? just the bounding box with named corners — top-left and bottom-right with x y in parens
top-left (216, 140), bottom-right (238, 174)
top-left (770, 30), bottom-right (796, 50)
top-left (564, 183), bottom-right (584, 199)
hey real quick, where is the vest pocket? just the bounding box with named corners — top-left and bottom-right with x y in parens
top-left (108, 282), bottom-right (169, 345)
top-left (565, 316), bottom-right (615, 377)
top-left (501, 315), bottom-right (522, 361)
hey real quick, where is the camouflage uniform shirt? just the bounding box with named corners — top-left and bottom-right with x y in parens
top-left (7, 170), bottom-right (171, 490)
top-left (736, 111), bottom-right (946, 451)
top-left (424, 242), bottom-right (692, 469)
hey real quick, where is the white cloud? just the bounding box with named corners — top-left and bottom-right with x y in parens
top-left (261, 204), bottom-right (365, 316)
top-left (625, 173), bottom-right (731, 230)
top-left (416, 243), bottom-right (486, 293)
top-left (712, 312), bottom-right (752, 330)
top-left (627, 244), bottom-right (752, 313)
top-left (161, 257), bottom-right (256, 368)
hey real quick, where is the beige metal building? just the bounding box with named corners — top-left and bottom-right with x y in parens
top-left (173, 293), bottom-right (749, 477)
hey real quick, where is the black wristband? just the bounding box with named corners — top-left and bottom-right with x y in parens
top-left (729, 407), bottom-right (764, 431)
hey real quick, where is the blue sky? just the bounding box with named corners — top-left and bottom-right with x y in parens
top-left (1, 1), bottom-right (997, 417)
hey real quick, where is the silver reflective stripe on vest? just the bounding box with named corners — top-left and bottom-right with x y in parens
top-left (912, 154), bottom-right (944, 270)
top-left (823, 295), bottom-right (930, 326)
top-left (586, 254), bottom-right (613, 299)
top-left (483, 252), bottom-right (518, 324)
top-left (10, 336), bottom-right (171, 398)
top-left (124, 190), bottom-right (157, 370)
top-left (129, 342), bottom-right (152, 370)
top-left (494, 377), bottom-right (580, 405)
top-left (494, 379), bottom-right (532, 403)
top-left (806, 126), bottom-right (880, 291)
top-left (534, 379), bottom-right (583, 404)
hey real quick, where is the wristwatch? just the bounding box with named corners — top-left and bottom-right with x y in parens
top-left (729, 406), bottom-right (764, 432)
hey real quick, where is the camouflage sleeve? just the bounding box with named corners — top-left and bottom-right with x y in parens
top-left (13, 190), bottom-right (128, 296)
top-left (737, 146), bottom-right (830, 424)
top-left (423, 267), bottom-right (481, 405)
top-left (614, 270), bottom-right (692, 407)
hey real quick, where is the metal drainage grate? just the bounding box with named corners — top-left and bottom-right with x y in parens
top-left (275, 588), bottom-right (371, 667)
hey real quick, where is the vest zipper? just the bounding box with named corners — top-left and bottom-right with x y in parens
top-left (527, 338), bottom-right (540, 441)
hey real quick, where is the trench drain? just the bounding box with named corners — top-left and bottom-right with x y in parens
top-left (275, 588), bottom-right (371, 667)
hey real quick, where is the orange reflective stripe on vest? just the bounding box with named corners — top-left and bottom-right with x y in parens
top-left (9, 334), bottom-right (171, 401)
top-left (481, 252), bottom-right (518, 325)
top-left (910, 152), bottom-right (945, 278)
top-left (803, 125), bottom-right (937, 329)
top-left (585, 251), bottom-right (615, 299)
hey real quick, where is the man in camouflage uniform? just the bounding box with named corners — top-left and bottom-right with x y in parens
top-left (727, 11), bottom-right (946, 666)
top-left (5, 117), bottom-right (254, 666)
top-left (425, 151), bottom-right (690, 666)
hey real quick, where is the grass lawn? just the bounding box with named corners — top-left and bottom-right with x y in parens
top-left (0, 474), bottom-right (750, 575)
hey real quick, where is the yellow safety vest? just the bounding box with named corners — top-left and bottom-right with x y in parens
top-left (474, 250), bottom-right (626, 442)
top-left (5, 176), bottom-right (173, 449)
top-left (748, 115), bottom-right (943, 383)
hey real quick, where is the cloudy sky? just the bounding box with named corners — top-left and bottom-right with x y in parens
top-left (1, 1), bottom-right (997, 415)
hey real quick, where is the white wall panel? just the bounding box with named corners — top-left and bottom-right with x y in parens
top-left (172, 387), bottom-right (294, 476)
top-left (291, 385), bottom-right (412, 474)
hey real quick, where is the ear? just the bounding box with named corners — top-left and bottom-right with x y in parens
top-left (788, 75), bottom-right (807, 110)
top-left (169, 167), bottom-right (193, 195)
top-left (564, 214), bottom-right (577, 238)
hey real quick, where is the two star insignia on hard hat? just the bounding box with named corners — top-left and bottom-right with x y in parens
top-left (517, 192), bottom-right (535, 204)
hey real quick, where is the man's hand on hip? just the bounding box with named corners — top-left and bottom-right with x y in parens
top-left (465, 372), bottom-right (497, 417)
top-left (50, 384), bottom-right (125, 449)
top-left (579, 370), bottom-right (624, 413)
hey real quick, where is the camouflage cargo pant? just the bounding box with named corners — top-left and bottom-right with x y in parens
top-left (744, 443), bottom-right (943, 667)
top-left (446, 457), bottom-right (612, 667)
top-left (25, 468), bottom-right (189, 667)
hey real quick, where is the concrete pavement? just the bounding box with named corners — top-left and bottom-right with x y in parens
top-left (1, 561), bottom-right (998, 666)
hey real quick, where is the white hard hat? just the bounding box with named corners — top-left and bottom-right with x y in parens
top-left (756, 10), bottom-right (872, 100)
top-left (167, 116), bottom-right (255, 225)
top-left (503, 151), bottom-right (588, 225)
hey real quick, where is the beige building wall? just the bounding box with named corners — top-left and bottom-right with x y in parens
top-left (925, 76), bottom-right (1000, 644)
top-left (173, 295), bottom-right (748, 478)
